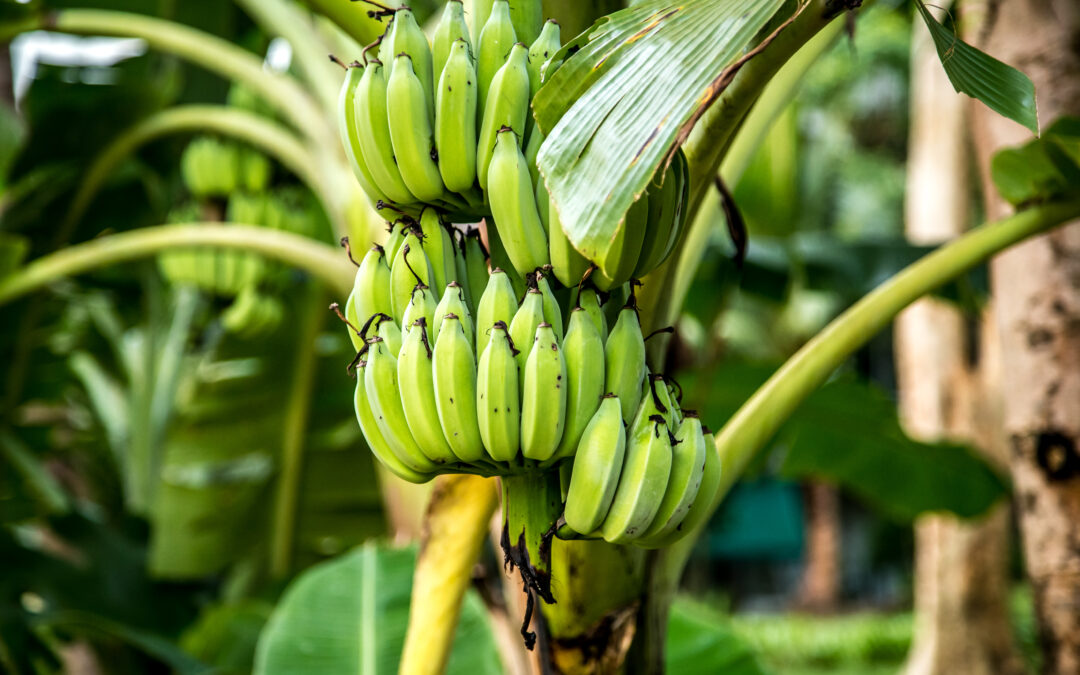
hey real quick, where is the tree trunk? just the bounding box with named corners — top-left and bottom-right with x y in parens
top-left (796, 482), bottom-right (841, 612)
top-left (897, 9), bottom-right (1025, 674)
top-left (967, 0), bottom-right (1080, 672)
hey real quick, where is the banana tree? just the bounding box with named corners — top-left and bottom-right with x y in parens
top-left (1, 0), bottom-right (1078, 673)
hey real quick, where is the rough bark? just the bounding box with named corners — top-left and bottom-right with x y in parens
top-left (967, 0), bottom-right (1080, 672)
top-left (796, 482), bottom-right (841, 612)
top-left (898, 9), bottom-right (1025, 674)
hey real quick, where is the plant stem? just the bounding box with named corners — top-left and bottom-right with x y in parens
top-left (34, 9), bottom-right (334, 150)
top-left (235, 0), bottom-right (340, 115)
top-left (270, 283), bottom-right (325, 579)
top-left (60, 106), bottom-right (332, 243)
top-left (0, 224), bottom-right (355, 306)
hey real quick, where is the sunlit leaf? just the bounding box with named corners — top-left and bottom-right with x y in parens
top-left (914, 0), bottom-right (1037, 134)
top-left (991, 117), bottom-right (1080, 206)
top-left (534, 0), bottom-right (787, 263)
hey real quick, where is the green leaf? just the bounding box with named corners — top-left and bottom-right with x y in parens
top-left (991, 117), bottom-right (1080, 206)
top-left (253, 544), bottom-right (502, 675)
top-left (666, 597), bottom-right (768, 675)
top-left (534, 0), bottom-right (787, 263)
top-left (780, 377), bottom-right (1010, 521)
top-left (914, 0), bottom-right (1038, 134)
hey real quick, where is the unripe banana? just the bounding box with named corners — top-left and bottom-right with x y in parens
top-left (485, 219), bottom-right (527, 297)
top-left (337, 64), bottom-right (391, 207)
top-left (435, 39), bottom-right (479, 195)
top-left (638, 429), bottom-right (720, 548)
top-left (605, 303), bottom-right (646, 420)
top-left (526, 19), bottom-right (560, 96)
top-left (577, 286), bottom-right (608, 343)
top-left (667, 381), bottom-right (684, 426)
top-left (633, 164), bottom-right (679, 278)
top-left (386, 54), bottom-right (445, 203)
top-left (630, 374), bottom-right (668, 436)
top-left (520, 323), bottom-right (567, 462)
top-left (431, 281), bottom-right (474, 346)
top-left (653, 375), bottom-right (678, 428)
top-left (364, 313), bottom-right (400, 360)
top-left (471, 0), bottom-right (494, 45)
top-left (535, 268), bottom-right (564, 341)
top-left (345, 294), bottom-right (363, 351)
top-left (547, 307), bottom-right (605, 463)
top-left (595, 193), bottom-right (649, 291)
top-left (383, 220), bottom-right (406, 261)
top-left (419, 207), bottom-right (457, 293)
top-left (475, 0), bottom-right (516, 125)
top-left (390, 237), bottom-right (436, 323)
top-left (397, 318), bottom-right (457, 464)
top-left (432, 0), bottom-right (470, 83)
top-left (601, 414), bottom-right (673, 544)
top-left (351, 244), bottom-right (393, 330)
top-left (476, 321), bottom-right (520, 463)
top-left (487, 128), bottom-right (549, 277)
top-left (546, 188), bottom-right (590, 288)
top-left (532, 153), bottom-right (549, 229)
top-left (477, 43), bottom-right (530, 192)
top-left (563, 395), bottom-right (626, 534)
top-left (364, 337), bottom-right (439, 473)
top-left (401, 283), bottom-right (437, 336)
top-left (475, 267), bottom-right (520, 357)
top-left (354, 61), bottom-right (415, 204)
top-left (463, 230), bottom-right (489, 315)
top-left (385, 8), bottom-right (434, 125)
top-left (508, 0), bottom-right (542, 46)
top-left (508, 287), bottom-right (544, 394)
top-left (353, 369), bottom-right (432, 484)
top-left (639, 413), bottom-right (707, 539)
top-left (432, 314), bottom-right (485, 463)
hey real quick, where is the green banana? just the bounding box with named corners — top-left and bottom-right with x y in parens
top-left (385, 8), bottom-right (434, 124)
top-left (548, 307), bottom-right (605, 463)
top-left (535, 268), bottom-right (564, 341)
top-left (432, 314), bottom-right (485, 463)
top-left (653, 374), bottom-right (678, 428)
top-left (475, 0), bottom-right (516, 124)
top-left (431, 0), bottom-right (470, 86)
top-left (386, 54), bottom-right (445, 203)
top-left (475, 267), bottom-right (519, 357)
top-left (667, 380), bottom-right (684, 426)
top-left (633, 163), bottom-right (679, 278)
top-left (337, 64), bottom-right (391, 207)
top-left (595, 193), bottom-right (649, 290)
top-left (508, 287), bottom-right (544, 394)
top-left (520, 322), bottom-right (567, 462)
top-left (390, 234), bottom-right (437, 324)
top-left (605, 302), bottom-right (646, 420)
top-left (435, 39), bottom-right (479, 195)
top-left (401, 282), bottom-right (437, 336)
top-left (419, 207), bottom-right (457, 293)
top-left (485, 219), bottom-right (527, 297)
top-left (487, 128), bottom-right (549, 277)
top-left (354, 61), bottom-right (415, 204)
top-left (639, 413), bottom-right (707, 539)
top-left (353, 370), bottom-right (432, 484)
top-left (397, 318), bottom-right (457, 464)
top-left (546, 189), bottom-right (590, 288)
top-left (463, 230), bottom-right (489, 316)
top-left (383, 219), bottom-right (406, 261)
top-left (364, 336), bottom-right (439, 473)
top-left (525, 19), bottom-right (560, 144)
top-left (345, 294), bottom-right (363, 351)
top-left (562, 395), bottom-right (626, 534)
top-left (476, 320), bottom-right (520, 463)
top-left (638, 428), bottom-right (720, 548)
top-left (351, 244), bottom-right (394, 330)
top-left (372, 312), bottom-right (402, 358)
top-left (508, 0), bottom-right (542, 46)
top-left (600, 413), bottom-right (673, 544)
top-left (431, 281), bottom-right (474, 347)
top-left (577, 285), bottom-right (608, 343)
top-left (476, 42), bottom-right (530, 192)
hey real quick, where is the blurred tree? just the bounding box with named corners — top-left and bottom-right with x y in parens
top-left (897, 7), bottom-right (1023, 674)
top-left (968, 0), bottom-right (1080, 672)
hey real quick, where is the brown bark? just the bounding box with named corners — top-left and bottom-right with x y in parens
top-left (898, 9), bottom-right (1024, 674)
top-left (796, 482), bottom-right (841, 612)
top-left (967, 0), bottom-right (1080, 672)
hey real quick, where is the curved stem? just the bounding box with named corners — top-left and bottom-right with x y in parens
top-left (60, 105), bottom-right (332, 242)
top-left (301, 0), bottom-right (388, 48)
top-left (0, 224), bottom-right (355, 306)
top-left (235, 0), bottom-right (339, 115)
top-left (30, 9), bottom-right (335, 151)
